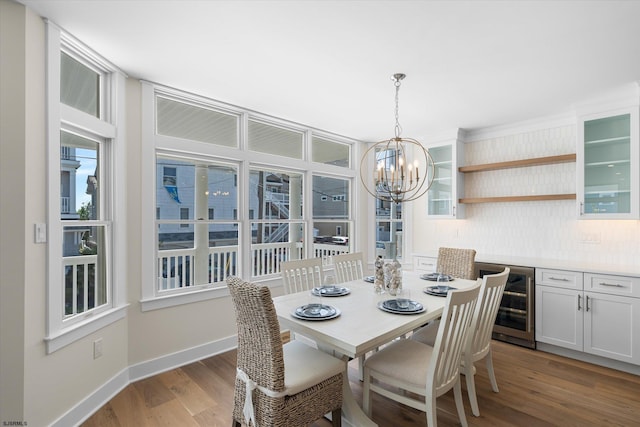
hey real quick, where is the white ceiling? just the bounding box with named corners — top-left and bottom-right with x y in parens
top-left (19, 0), bottom-right (640, 142)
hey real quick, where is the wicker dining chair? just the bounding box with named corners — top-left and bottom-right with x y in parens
top-left (412, 267), bottom-right (510, 416)
top-left (281, 258), bottom-right (324, 294)
top-left (436, 247), bottom-right (477, 280)
top-left (227, 276), bottom-right (344, 427)
top-left (363, 283), bottom-right (481, 427)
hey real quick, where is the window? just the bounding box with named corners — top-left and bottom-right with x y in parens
top-left (142, 84), bottom-right (359, 310)
top-left (249, 168), bottom-right (305, 277)
top-left (46, 25), bottom-right (126, 353)
top-left (312, 175), bottom-right (352, 260)
top-left (374, 146), bottom-right (404, 259)
top-left (312, 136), bottom-right (350, 167)
top-left (248, 119), bottom-right (303, 159)
top-left (156, 155), bottom-right (239, 292)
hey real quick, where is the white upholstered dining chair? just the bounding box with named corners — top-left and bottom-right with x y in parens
top-left (362, 283), bottom-right (481, 427)
top-left (280, 257), bottom-right (324, 294)
top-left (411, 267), bottom-right (510, 416)
top-left (332, 252), bottom-right (364, 283)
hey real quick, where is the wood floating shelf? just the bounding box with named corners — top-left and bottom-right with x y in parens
top-left (458, 153), bottom-right (576, 173)
top-left (459, 194), bottom-right (577, 204)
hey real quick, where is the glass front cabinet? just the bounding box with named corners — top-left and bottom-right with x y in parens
top-left (577, 107), bottom-right (639, 219)
top-left (426, 134), bottom-right (464, 219)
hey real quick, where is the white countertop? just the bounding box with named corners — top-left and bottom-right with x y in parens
top-left (412, 252), bottom-right (640, 278)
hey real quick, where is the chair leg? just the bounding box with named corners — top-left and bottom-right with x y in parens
top-left (465, 366), bottom-right (480, 417)
top-left (362, 368), bottom-right (372, 417)
top-left (453, 379), bottom-right (468, 427)
top-left (358, 355), bottom-right (365, 381)
top-left (425, 394), bottom-right (437, 427)
top-left (331, 408), bottom-right (342, 427)
top-left (486, 349), bottom-right (500, 393)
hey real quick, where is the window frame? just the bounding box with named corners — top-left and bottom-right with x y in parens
top-left (141, 82), bottom-right (360, 311)
top-left (44, 23), bottom-right (127, 353)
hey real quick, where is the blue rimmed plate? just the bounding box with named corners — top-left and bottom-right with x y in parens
top-left (377, 299), bottom-right (425, 315)
top-left (292, 304), bottom-right (341, 321)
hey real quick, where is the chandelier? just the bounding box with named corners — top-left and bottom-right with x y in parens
top-left (359, 73), bottom-right (435, 204)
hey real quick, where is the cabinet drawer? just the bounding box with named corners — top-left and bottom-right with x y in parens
top-left (584, 273), bottom-right (640, 298)
top-left (414, 256), bottom-right (437, 273)
top-left (536, 268), bottom-right (583, 290)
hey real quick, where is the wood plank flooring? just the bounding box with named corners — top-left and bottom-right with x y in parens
top-left (83, 340), bottom-right (640, 426)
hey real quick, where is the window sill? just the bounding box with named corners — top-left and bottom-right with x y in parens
top-left (140, 285), bottom-right (231, 312)
top-left (140, 276), bottom-right (281, 311)
top-left (45, 304), bottom-right (129, 354)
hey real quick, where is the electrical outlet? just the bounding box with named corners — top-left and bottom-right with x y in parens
top-left (93, 338), bottom-right (103, 359)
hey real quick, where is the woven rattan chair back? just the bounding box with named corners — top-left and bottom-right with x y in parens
top-left (281, 258), bottom-right (324, 294)
top-left (332, 252), bottom-right (364, 283)
top-left (228, 276), bottom-right (285, 395)
top-left (228, 276), bottom-right (343, 427)
top-left (436, 247), bottom-right (477, 280)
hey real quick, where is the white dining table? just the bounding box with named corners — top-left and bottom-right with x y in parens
top-left (272, 271), bottom-right (478, 427)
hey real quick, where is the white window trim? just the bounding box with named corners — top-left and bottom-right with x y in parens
top-left (140, 82), bottom-right (360, 311)
top-left (44, 22), bottom-right (128, 353)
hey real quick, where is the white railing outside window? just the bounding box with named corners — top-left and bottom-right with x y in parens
top-left (155, 242), bottom-right (350, 288)
top-left (63, 254), bottom-right (99, 317)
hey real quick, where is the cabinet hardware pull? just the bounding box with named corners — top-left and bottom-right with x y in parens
top-left (598, 282), bottom-right (623, 287)
top-left (577, 294), bottom-right (581, 311)
top-left (549, 277), bottom-right (569, 281)
top-left (586, 295), bottom-right (590, 312)
top-left (580, 202), bottom-right (584, 215)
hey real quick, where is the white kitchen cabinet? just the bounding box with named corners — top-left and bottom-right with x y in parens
top-left (426, 135), bottom-right (464, 219)
top-left (535, 269), bottom-right (584, 351)
top-left (536, 268), bottom-right (640, 365)
top-left (577, 107), bottom-right (639, 219)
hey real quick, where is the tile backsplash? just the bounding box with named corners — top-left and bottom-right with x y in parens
top-left (412, 124), bottom-right (640, 267)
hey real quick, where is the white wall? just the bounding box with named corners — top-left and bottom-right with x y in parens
top-left (0, 0), bottom-right (27, 420)
top-left (412, 123), bottom-right (640, 267)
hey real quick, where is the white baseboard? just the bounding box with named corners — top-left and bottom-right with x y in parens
top-left (129, 335), bottom-right (237, 382)
top-left (51, 335), bottom-right (238, 426)
top-left (51, 368), bottom-right (129, 427)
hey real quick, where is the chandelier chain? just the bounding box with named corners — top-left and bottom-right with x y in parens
top-left (394, 77), bottom-right (402, 139)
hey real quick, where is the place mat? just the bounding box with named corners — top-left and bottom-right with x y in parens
top-left (292, 304), bottom-right (341, 321)
top-left (377, 299), bottom-right (425, 315)
top-left (363, 276), bottom-right (375, 283)
top-left (420, 273), bottom-right (454, 282)
top-left (423, 285), bottom-right (457, 297)
top-left (311, 286), bottom-right (350, 297)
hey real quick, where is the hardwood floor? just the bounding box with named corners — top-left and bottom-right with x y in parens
top-left (83, 340), bottom-right (640, 426)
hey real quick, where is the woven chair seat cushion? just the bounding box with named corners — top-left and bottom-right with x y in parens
top-left (364, 339), bottom-right (434, 389)
top-left (283, 340), bottom-right (345, 396)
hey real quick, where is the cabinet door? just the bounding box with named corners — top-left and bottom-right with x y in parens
top-left (577, 108), bottom-right (639, 219)
top-left (535, 285), bottom-right (583, 351)
top-left (584, 292), bottom-right (640, 364)
top-left (426, 139), bottom-right (464, 218)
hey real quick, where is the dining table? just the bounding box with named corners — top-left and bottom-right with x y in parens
top-left (272, 270), bottom-right (478, 427)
